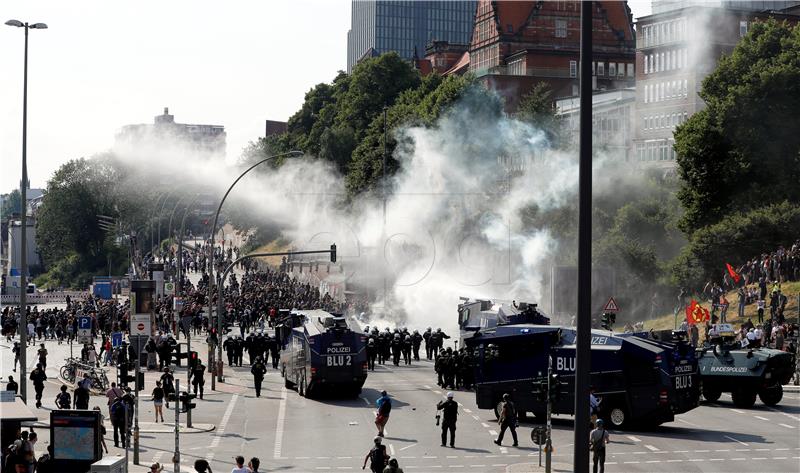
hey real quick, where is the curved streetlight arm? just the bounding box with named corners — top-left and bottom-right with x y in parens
top-left (215, 246), bottom-right (334, 382)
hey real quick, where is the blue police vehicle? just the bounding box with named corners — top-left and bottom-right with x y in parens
top-left (458, 298), bottom-right (549, 344)
top-left (277, 309), bottom-right (368, 398)
top-left (464, 324), bottom-right (700, 429)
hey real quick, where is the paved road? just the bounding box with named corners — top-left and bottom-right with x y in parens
top-left (3, 329), bottom-right (799, 473)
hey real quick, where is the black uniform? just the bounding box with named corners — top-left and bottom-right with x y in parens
top-left (391, 336), bottom-right (403, 366)
top-left (29, 367), bottom-right (47, 408)
top-left (366, 340), bottom-right (377, 371)
top-left (437, 398), bottom-right (458, 447)
top-left (402, 337), bottom-right (413, 365)
top-left (191, 363), bottom-right (206, 399)
top-left (412, 332), bottom-right (423, 361)
top-left (251, 360), bottom-right (267, 397)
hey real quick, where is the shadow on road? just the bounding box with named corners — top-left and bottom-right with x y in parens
top-left (450, 446), bottom-right (492, 454)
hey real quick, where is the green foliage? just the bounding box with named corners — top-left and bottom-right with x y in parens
top-left (1, 189), bottom-right (22, 218)
top-left (670, 202), bottom-right (800, 289)
top-left (674, 19), bottom-right (800, 233)
top-left (516, 82), bottom-right (559, 142)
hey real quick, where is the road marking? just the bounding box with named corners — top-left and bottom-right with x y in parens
top-left (694, 450), bottom-right (710, 453)
top-left (499, 447), bottom-right (508, 454)
top-left (398, 444), bottom-right (417, 451)
top-left (433, 390), bottom-right (442, 394)
top-left (273, 387), bottom-right (287, 459)
top-left (481, 423), bottom-right (491, 428)
top-left (388, 444), bottom-right (395, 456)
top-left (730, 408), bottom-right (746, 414)
top-left (623, 461), bottom-right (640, 464)
top-left (677, 418), bottom-right (700, 427)
top-left (724, 435), bottom-right (749, 447)
top-left (765, 406), bottom-right (800, 422)
top-left (714, 449), bottom-right (730, 452)
top-left (204, 393), bottom-right (238, 463)
top-left (644, 444), bottom-right (659, 451)
top-left (489, 430), bottom-right (498, 436)
top-left (423, 385), bottom-right (432, 389)
top-left (472, 415), bottom-right (480, 421)
top-left (626, 435), bottom-right (642, 442)
top-left (731, 458), bottom-right (746, 461)
top-left (360, 396), bottom-right (371, 406)
top-left (751, 457), bottom-right (767, 460)
top-left (753, 415), bottom-right (770, 421)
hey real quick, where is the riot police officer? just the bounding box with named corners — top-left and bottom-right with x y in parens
top-left (224, 336), bottom-right (236, 367)
top-left (391, 333), bottom-right (403, 366)
top-left (423, 328), bottom-right (433, 359)
top-left (251, 356), bottom-right (267, 397)
top-left (366, 338), bottom-right (377, 371)
top-left (402, 335), bottom-right (413, 365)
top-left (190, 359), bottom-right (206, 400)
top-left (412, 330), bottom-right (423, 361)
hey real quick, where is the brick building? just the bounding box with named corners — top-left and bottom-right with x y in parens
top-left (633, 0), bottom-right (800, 170)
top-left (434, 1), bottom-right (636, 111)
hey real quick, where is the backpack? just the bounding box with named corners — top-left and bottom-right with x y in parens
top-left (369, 445), bottom-right (387, 468)
top-left (378, 398), bottom-right (392, 416)
top-left (57, 392), bottom-right (71, 409)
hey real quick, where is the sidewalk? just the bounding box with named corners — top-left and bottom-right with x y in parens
top-left (783, 384), bottom-right (800, 392)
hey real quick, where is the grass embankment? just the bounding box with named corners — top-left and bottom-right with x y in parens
top-left (253, 239), bottom-right (292, 267)
top-left (643, 281), bottom-right (800, 332)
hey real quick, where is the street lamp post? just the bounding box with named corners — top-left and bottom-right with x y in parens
top-left (207, 150), bottom-right (302, 385)
top-left (6, 19), bottom-right (47, 404)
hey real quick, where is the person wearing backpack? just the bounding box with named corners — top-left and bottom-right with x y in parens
top-left (374, 391), bottom-right (392, 437)
top-left (362, 436), bottom-right (388, 473)
top-left (55, 385), bottom-right (72, 409)
top-left (589, 418), bottom-right (610, 473)
top-left (110, 397), bottom-right (128, 448)
top-left (74, 383), bottom-right (90, 410)
top-left (493, 393), bottom-right (518, 447)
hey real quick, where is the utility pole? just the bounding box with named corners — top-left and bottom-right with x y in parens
top-left (186, 336), bottom-right (192, 428)
top-left (133, 350), bottom-right (141, 465)
top-left (573, 2), bottom-right (594, 471)
top-left (545, 355), bottom-right (553, 473)
top-left (174, 379), bottom-right (180, 473)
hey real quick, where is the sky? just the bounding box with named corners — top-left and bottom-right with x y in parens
top-left (0, 0), bottom-right (652, 194)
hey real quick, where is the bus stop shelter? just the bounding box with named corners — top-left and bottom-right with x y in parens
top-left (1, 397), bottom-right (39, 452)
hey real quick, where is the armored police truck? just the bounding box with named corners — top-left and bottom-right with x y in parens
top-left (465, 324), bottom-right (700, 429)
top-left (458, 298), bottom-right (549, 344)
top-left (276, 309), bottom-right (368, 398)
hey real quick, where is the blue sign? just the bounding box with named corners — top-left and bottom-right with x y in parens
top-left (78, 317), bottom-right (92, 330)
top-left (111, 332), bottom-right (123, 348)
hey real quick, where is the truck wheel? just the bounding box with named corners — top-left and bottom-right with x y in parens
top-left (607, 406), bottom-right (628, 429)
top-left (731, 388), bottom-right (756, 408)
top-left (702, 386), bottom-right (722, 403)
top-left (758, 385), bottom-right (783, 406)
top-left (284, 378), bottom-right (294, 389)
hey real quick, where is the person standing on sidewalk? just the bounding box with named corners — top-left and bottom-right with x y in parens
top-left (589, 418), bottom-right (610, 473)
top-left (436, 392), bottom-right (458, 447)
top-left (152, 381), bottom-right (165, 422)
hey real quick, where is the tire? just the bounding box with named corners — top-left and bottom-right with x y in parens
top-left (284, 378), bottom-right (294, 389)
top-left (60, 366), bottom-right (72, 381)
top-left (731, 388), bottom-right (757, 408)
top-left (758, 385), bottom-right (783, 406)
top-left (702, 386), bottom-right (722, 403)
top-left (606, 405), bottom-right (628, 429)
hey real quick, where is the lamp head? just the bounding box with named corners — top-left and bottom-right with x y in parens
top-left (5, 19), bottom-right (24, 27)
top-left (30, 23), bottom-right (48, 29)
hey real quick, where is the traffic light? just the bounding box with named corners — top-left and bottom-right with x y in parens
top-left (533, 378), bottom-right (547, 403)
top-left (600, 312), bottom-right (616, 331)
top-left (119, 363), bottom-right (136, 387)
top-left (548, 374), bottom-right (562, 403)
top-left (179, 391), bottom-right (197, 412)
top-left (330, 244), bottom-right (337, 263)
top-left (189, 351), bottom-right (199, 370)
top-left (172, 344), bottom-right (189, 366)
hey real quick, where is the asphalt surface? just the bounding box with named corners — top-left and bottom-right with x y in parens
top-left (3, 328), bottom-right (799, 473)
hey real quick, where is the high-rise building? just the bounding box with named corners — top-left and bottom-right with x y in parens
top-left (115, 107), bottom-right (226, 158)
top-left (633, 1), bottom-right (800, 169)
top-left (346, 0), bottom-right (477, 73)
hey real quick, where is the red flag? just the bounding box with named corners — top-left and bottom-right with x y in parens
top-left (726, 263), bottom-right (741, 284)
top-left (686, 299), bottom-right (710, 325)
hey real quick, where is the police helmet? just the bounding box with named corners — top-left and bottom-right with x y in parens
top-left (596, 419), bottom-right (604, 426)
top-left (436, 328), bottom-right (442, 333)
top-left (405, 335), bottom-right (411, 340)
top-left (394, 333), bottom-right (400, 339)
top-left (502, 393), bottom-right (510, 400)
top-left (368, 338), bottom-right (375, 345)
top-left (374, 436), bottom-right (382, 444)
top-left (447, 392), bottom-right (454, 399)
top-left (413, 329), bottom-right (419, 334)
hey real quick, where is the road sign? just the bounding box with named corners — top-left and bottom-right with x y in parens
top-left (130, 313), bottom-right (151, 336)
top-left (111, 332), bottom-right (123, 348)
top-left (164, 282), bottom-right (175, 296)
top-left (78, 316), bottom-right (92, 343)
top-left (603, 297), bottom-right (620, 312)
top-left (531, 425), bottom-right (546, 445)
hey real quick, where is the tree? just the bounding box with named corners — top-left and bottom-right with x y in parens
top-left (674, 19), bottom-right (800, 233)
top-left (516, 82), bottom-right (557, 134)
top-left (1, 189), bottom-right (22, 218)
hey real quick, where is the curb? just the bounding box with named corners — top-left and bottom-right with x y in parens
top-left (21, 421), bottom-right (216, 434)
top-left (783, 384), bottom-right (800, 393)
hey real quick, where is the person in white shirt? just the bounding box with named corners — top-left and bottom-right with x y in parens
top-left (230, 455), bottom-right (248, 473)
top-left (746, 329), bottom-right (756, 348)
top-left (753, 327), bottom-right (763, 347)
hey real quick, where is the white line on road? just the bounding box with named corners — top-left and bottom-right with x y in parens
top-left (626, 435), bottom-right (642, 442)
top-left (398, 444), bottom-right (417, 451)
top-left (388, 444), bottom-right (395, 456)
top-left (423, 385), bottom-right (432, 389)
top-left (274, 386), bottom-right (288, 459)
top-left (753, 415), bottom-right (770, 421)
top-left (360, 396), bottom-right (371, 406)
top-left (677, 418), bottom-right (700, 427)
top-left (205, 393), bottom-right (239, 463)
top-left (463, 408), bottom-right (472, 413)
top-left (644, 444), bottom-right (659, 451)
top-left (730, 408), bottom-right (746, 414)
top-left (724, 435), bottom-right (749, 447)
top-left (481, 423), bottom-right (491, 428)
top-left (489, 430), bottom-right (498, 436)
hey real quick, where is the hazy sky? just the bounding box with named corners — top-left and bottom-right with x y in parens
top-left (1, 0), bottom-right (651, 193)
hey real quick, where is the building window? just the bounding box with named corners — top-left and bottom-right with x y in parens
top-left (598, 62), bottom-right (605, 76)
top-left (569, 60), bottom-right (577, 78)
top-left (740, 20), bottom-right (748, 37)
top-left (555, 19), bottom-right (567, 38)
top-left (643, 56), bottom-right (648, 74)
top-left (627, 63), bottom-right (634, 77)
top-left (608, 62), bottom-right (616, 77)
